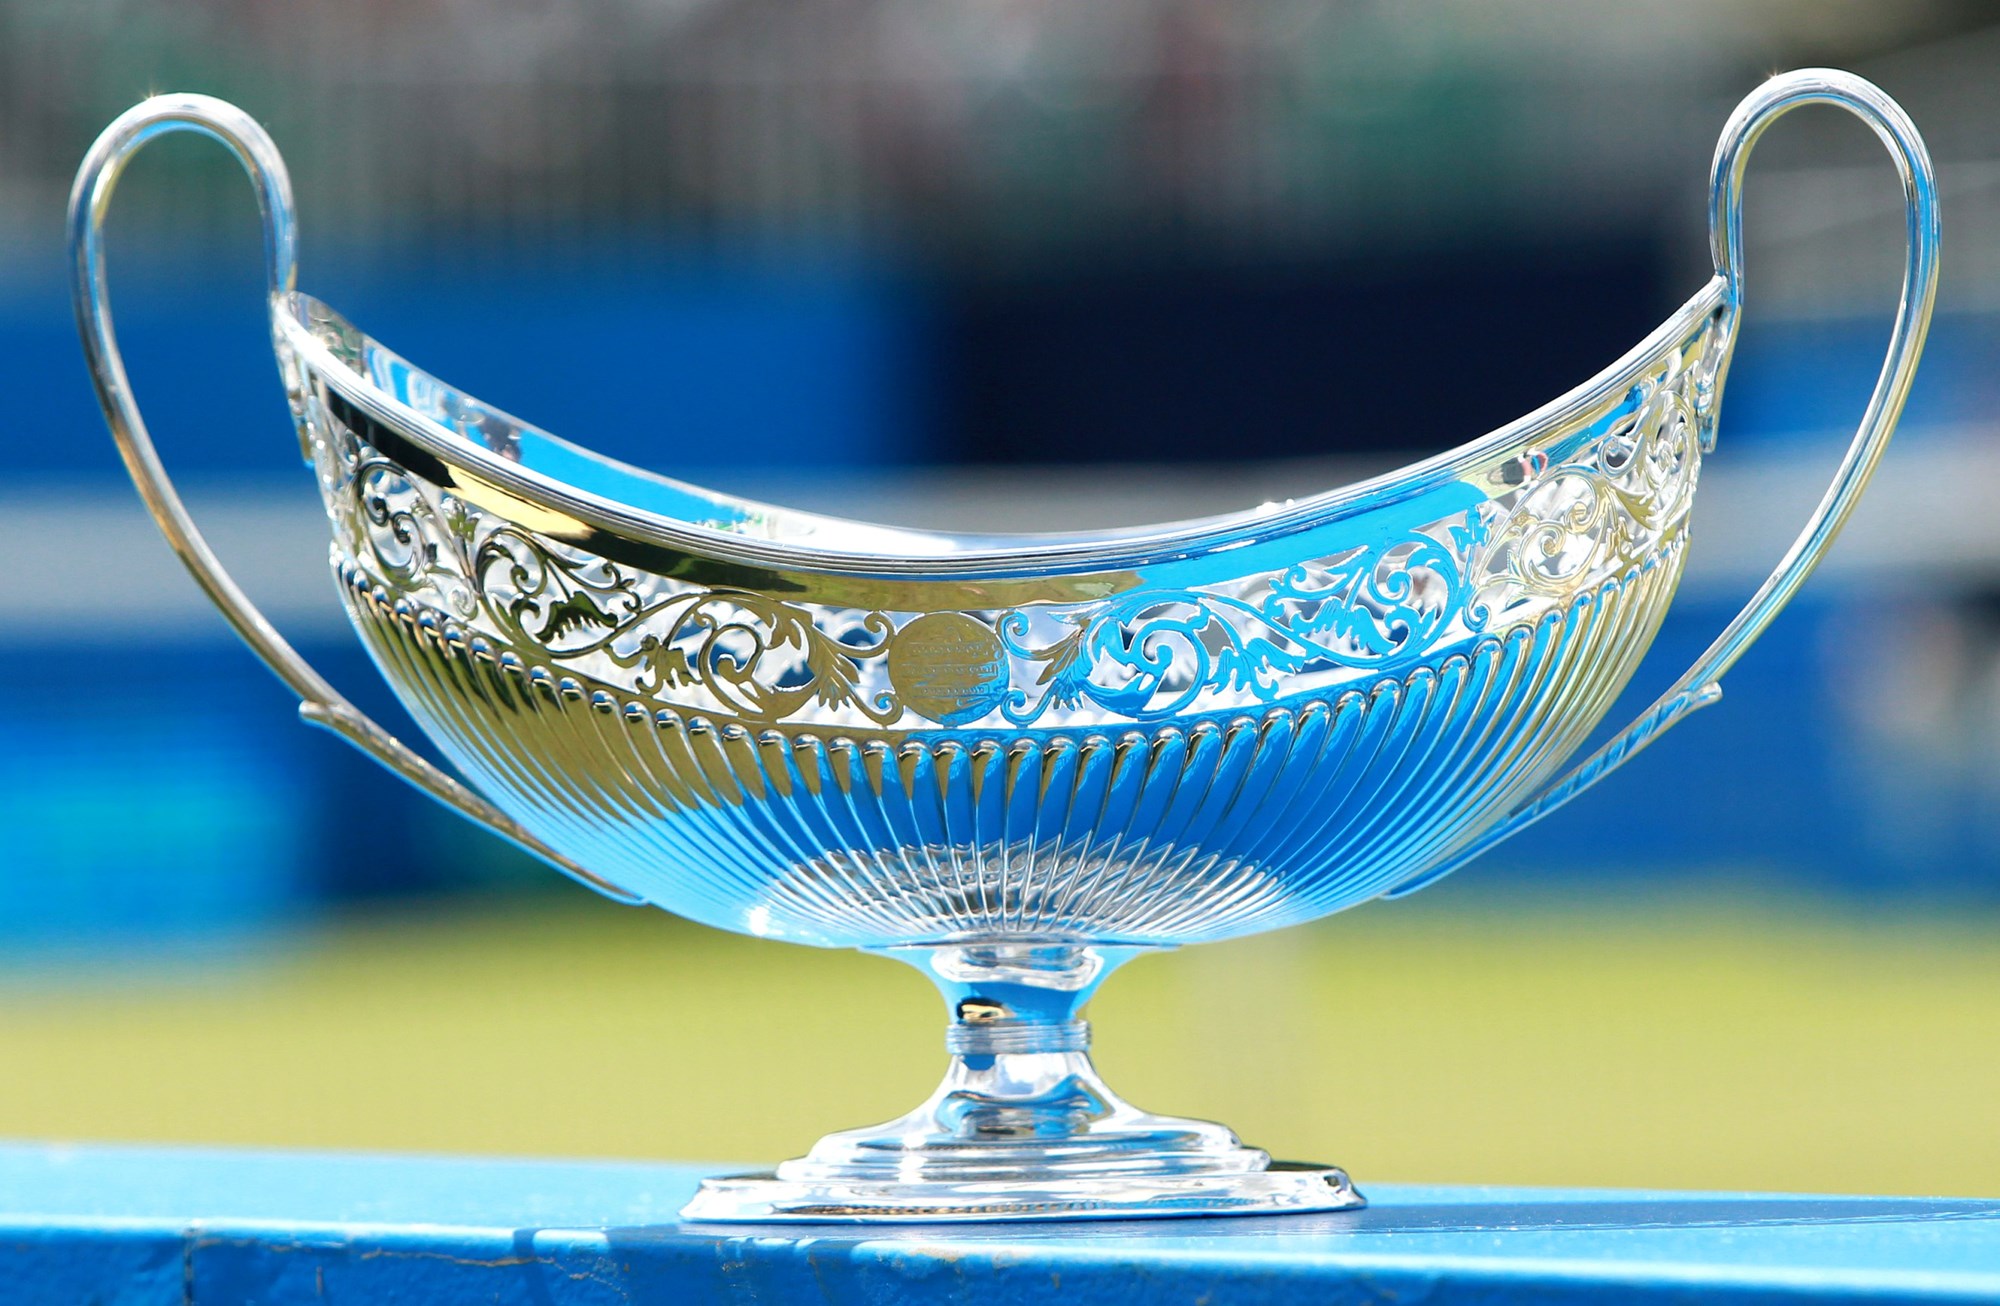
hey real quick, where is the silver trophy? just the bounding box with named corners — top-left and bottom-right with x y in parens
top-left (70, 69), bottom-right (1936, 1222)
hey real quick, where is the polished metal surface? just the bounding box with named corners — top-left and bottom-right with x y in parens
top-left (69, 70), bottom-right (1938, 1222)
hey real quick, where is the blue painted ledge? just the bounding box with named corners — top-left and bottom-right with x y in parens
top-left (2, 1144), bottom-right (1999, 1304)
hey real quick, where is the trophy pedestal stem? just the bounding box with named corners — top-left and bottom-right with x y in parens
top-left (680, 942), bottom-right (1363, 1222)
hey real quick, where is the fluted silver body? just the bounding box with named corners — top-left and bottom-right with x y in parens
top-left (298, 295), bottom-right (1716, 948)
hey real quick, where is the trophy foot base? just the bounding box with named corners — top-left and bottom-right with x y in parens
top-left (680, 1159), bottom-right (1362, 1223)
top-left (681, 941), bottom-right (1362, 1223)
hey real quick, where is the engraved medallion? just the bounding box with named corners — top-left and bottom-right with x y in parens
top-left (887, 612), bottom-right (1010, 726)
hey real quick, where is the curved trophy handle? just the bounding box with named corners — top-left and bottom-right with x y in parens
top-left (68, 93), bottom-right (641, 904)
top-left (1388, 68), bottom-right (1940, 898)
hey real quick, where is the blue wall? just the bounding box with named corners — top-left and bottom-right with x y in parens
top-left (2, 247), bottom-right (930, 484)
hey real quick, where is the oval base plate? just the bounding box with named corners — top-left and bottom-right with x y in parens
top-left (679, 1160), bottom-right (1364, 1223)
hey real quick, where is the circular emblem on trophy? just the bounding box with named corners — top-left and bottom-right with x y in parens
top-left (888, 613), bottom-right (1011, 726)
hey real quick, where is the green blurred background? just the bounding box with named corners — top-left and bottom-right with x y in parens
top-left (3, 0), bottom-right (2000, 1198)
top-left (5, 884), bottom-right (1998, 1195)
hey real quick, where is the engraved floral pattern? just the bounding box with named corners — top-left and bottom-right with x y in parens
top-left (305, 313), bottom-right (1720, 730)
top-left (1470, 346), bottom-right (1708, 621)
top-left (993, 523), bottom-right (1482, 723)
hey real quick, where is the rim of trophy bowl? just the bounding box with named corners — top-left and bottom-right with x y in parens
top-left (275, 275), bottom-right (1729, 580)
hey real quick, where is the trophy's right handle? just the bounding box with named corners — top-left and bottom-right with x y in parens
top-left (68, 94), bottom-right (642, 904)
top-left (1388, 68), bottom-right (1941, 898)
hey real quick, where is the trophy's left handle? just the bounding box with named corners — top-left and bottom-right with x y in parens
top-left (68, 94), bottom-right (643, 905)
top-left (1388, 68), bottom-right (1940, 898)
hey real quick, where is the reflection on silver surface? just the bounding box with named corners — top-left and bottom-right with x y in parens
top-left (11, 433), bottom-right (2000, 644)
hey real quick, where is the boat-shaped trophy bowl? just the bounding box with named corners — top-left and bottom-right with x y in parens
top-left (70, 70), bottom-right (1936, 1222)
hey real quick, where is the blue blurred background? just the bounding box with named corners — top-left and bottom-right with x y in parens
top-left (3, 1), bottom-right (2000, 1192)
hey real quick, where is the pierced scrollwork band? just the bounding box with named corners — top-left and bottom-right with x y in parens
top-left (1472, 352), bottom-right (1708, 615)
top-left (308, 316), bottom-right (1719, 732)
